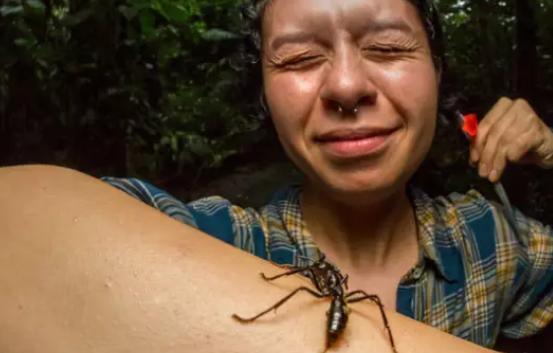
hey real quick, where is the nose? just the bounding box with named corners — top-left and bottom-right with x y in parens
top-left (320, 47), bottom-right (377, 113)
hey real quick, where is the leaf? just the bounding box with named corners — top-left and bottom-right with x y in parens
top-left (170, 134), bottom-right (178, 152)
top-left (208, 149), bottom-right (237, 168)
top-left (25, 0), bottom-right (45, 12)
top-left (159, 2), bottom-right (191, 23)
top-left (139, 10), bottom-right (156, 38)
top-left (201, 29), bottom-right (239, 41)
top-left (14, 37), bottom-right (36, 48)
top-left (0, 5), bottom-right (24, 16)
top-left (118, 5), bottom-right (138, 20)
top-left (61, 8), bottom-right (94, 26)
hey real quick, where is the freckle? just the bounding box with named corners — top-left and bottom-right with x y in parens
top-left (18, 304), bottom-right (24, 311)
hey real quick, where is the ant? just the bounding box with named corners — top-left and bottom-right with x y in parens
top-left (232, 255), bottom-right (397, 352)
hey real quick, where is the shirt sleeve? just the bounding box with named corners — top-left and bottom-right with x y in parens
top-left (498, 204), bottom-right (553, 338)
top-left (101, 177), bottom-right (268, 259)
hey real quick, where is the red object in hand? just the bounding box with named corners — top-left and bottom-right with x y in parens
top-left (462, 114), bottom-right (478, 138)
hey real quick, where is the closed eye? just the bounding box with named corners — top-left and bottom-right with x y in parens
top-left (364, 45), bottom-right (415, 54)
top-left (362, 45), bottom-right (418, 63)
top-left (278, 55), bottom-right (325, 69)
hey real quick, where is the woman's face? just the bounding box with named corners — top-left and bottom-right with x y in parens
top-left (262, 0), bottom-right (439, 201)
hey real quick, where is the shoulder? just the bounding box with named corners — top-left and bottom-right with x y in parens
top-left (412, 187), bottom-right (500, 248)
top-left (102, 176), bottom-right (243, 236)
top-left (417, 188), bottom-right (522, 246)
top-left (101, 177), bottom-right (300, 260)
top-left (412, 187), bottom-right (530, 289)
top-left (418, 186), bottom-right (552, 295)
top-left (438, 189), bottom-right (552, 257)
top-left (427, 191), bottom-right (553, 339)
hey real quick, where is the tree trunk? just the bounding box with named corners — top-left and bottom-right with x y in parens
top-left (471, 0), bottom-right (496, 98)
top-left (513, 0), bottom-right (539, 103)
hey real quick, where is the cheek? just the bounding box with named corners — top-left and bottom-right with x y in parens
top-left (377, 63), bottom-right (439, 170)
top-left (264, 72), bottom-right (320, 138)
top-left (380, 63), bottom-right (438, 131)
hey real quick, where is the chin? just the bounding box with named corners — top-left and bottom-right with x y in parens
top-left (312, 168), bottom-right (409, 206)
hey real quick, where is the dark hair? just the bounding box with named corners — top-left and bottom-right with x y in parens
top-left (237, 0), bottom-right (450, 121)
top-left (235, 0), bottom-right (467, 194)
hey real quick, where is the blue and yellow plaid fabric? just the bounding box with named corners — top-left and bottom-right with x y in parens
top-left (103, 177), bottom-right (552, 348)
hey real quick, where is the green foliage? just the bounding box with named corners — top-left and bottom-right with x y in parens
top-left (0, 0), bottom-right (259, 178)
top-left (1, 0), bottom-right (552, 224)
top-left (428, 0), bottom-right (553, 225)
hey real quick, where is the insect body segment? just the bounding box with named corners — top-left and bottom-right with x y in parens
top-left (326, 296), bottom-right (349, 347)
top-left (232, 256), bottom-right (397, 352)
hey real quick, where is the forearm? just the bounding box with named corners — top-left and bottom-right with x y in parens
top-left (0, 165), bottom-right (498, 353)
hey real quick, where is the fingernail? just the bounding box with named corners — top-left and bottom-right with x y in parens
top-left (479, 163), bottom-right (488, 177)
top-left (489, 169), bottom-right (498, 182)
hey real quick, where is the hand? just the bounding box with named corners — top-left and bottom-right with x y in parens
top-left (470, 97), bottom-right (553, 183)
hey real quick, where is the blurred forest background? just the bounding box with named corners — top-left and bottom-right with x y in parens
top-left (0, 0), bottom-right (552, 351)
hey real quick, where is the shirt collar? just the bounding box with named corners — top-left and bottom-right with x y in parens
top-left (409, 187), bottom-right (464, 283)
top-left (272, 184), bottom-right (464, 283)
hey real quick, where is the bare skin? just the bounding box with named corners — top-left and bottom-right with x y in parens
top-left (262, 0), bottom-right (435, 310)
top-left (301, 185), bottom-right (418, 309)
top-left (261, 0), bottom-right (553, 311)
top-left (0, 165), bottom-right (500, 353)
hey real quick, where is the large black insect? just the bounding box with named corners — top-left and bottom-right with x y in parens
top-left (232, 255), bottom-right (397, 352)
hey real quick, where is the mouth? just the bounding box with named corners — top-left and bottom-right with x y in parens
top-left (314, 127), bottom-right (398, 159)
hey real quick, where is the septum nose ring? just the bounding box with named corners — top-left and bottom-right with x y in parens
top-left (337, 105), bottom-right (359, 115)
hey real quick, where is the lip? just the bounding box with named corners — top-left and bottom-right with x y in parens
top-left (315, 127), bottom-right (398, 159)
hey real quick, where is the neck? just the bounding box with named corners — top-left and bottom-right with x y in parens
top-left (301, 183), bottom-right (418, 274)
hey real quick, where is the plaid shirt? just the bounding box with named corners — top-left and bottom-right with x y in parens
top-left (103, 177), bottom-right (552, 348)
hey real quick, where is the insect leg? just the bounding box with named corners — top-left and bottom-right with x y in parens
top-left (346, 292), bottom-right (397, 353)
top-left (260, 267), bottom-right (307, 281)
top-left (342, 274), bottom-right (349, 290)
top-left (232, 286), bottom-right (324, 322)
top-left (345, 290), bottom-right (371, 299)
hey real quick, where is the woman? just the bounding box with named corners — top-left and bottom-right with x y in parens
top-left (1, 0), bottom-right (552, 352)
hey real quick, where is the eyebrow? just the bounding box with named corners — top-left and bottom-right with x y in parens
top-left (357, 19), bottom-right (415, 37)
top-left (270, 32), bottom-right (318, 51)
top-left (270, 19), bottom-right (415, 51)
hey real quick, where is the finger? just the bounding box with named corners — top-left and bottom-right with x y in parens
top-left (505, 130), bottom-right (536, 162)
top-left (506, 123), bottom-right (544, 163)
top-left (488, 125), bottom-right (523, 183)
top-left (527, 119), bottom-right (550, 158)
top-left (489, 148), bottom-right (507, 183)
top-left (488, 114), bottom-right (542, 182)
top-left (469, 140), bottom-right (481, 165)
top-left (478, 108), bottom-right (517, 178)
top-left (473, 97), bottom-right (513, 163)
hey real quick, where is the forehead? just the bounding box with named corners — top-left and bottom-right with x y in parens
top-left (263, 0), bottom-right (424, 40)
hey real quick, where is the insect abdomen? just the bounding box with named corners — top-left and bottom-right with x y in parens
top-left (326, 298), bottom-right (348, 347)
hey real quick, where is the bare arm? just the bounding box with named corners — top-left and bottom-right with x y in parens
top-left (0, 165), bottom-right (499, 353)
